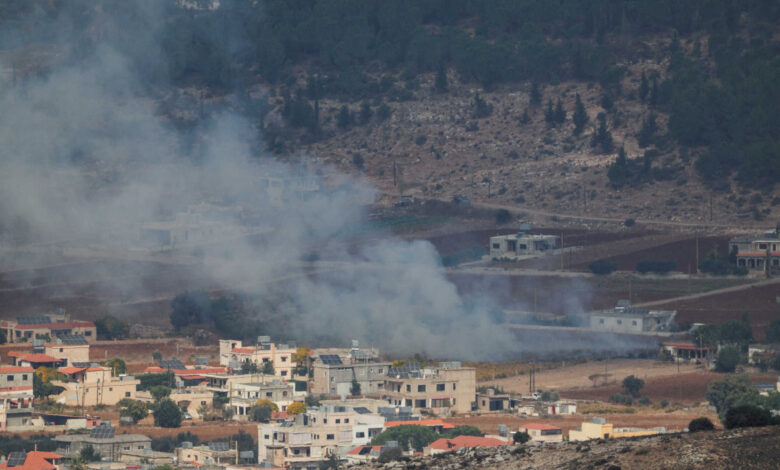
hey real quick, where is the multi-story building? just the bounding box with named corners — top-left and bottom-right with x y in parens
top-left (311, 356), bottom-right (391, 397)
top-left (45, 336), bottom-right (90, 366)
top-left (489, 232), bottom-right (560, 260)
top-left (729, 224), bottom-right (780, 274)
top-left (0, 366), bottom-right (35, 431)
top-left (0, 313), bottom-right (96, 344)
top-left (257, 405), bottom-right (384, 470)
top-left (176, 442), bottom-right (236, 466)
top-left (230, 380), bottom-right (298, 418)
top-left (51, 367), bottom-right (139, 406)
top-left (220, 338), bottom-right (296, 380)
top-left (383, 362), bottom-right (476, 415)
top-left (54, 424), bottom-right (151, 460)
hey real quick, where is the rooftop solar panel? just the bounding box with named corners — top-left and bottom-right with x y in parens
top-left (208, 441), bottom-right (230, 451)
top-left (158, 359), bottom-right (185, 370)
top-left (90, 426), bottom-right (116, 439)
top-left (319, 354), bottom-right (342, 365)
top-left (16, 316), bottom-right (51, 325)
top-left (55, 333), bottom-right (89, 345)
top-left (7, 452), bottom-right (26, 467)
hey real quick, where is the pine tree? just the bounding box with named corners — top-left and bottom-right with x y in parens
top-left (607, 146), bottom-right (629, 187)
top-left (649, 77), bottom-right (658, 106)
top-left (544, 99), bottom-right (555, 125)
top-left (519, 109), bottom-right (531, 125)
top-left (573, 93), bottom-right (588, 135)
top-left (591, 113), bottom-right (614, 154)
top-left (529, 82), bottom-right (542, 107)
top-left (434, 61), bottom-right (448, 93)
top-left (637, 113), bottom-right (657, 147)
top-left (639, 72), bottom-right (649, 102)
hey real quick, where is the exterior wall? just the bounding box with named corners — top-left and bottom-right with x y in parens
top-left (589, 314), bottom-right (646, 334)
top-left (476, 394), bottom-right (510, 412)
top-left (489, 234), bottom-right (560, 259)
top-left (521, 427), bottom-right (563, 443)
top-left (45, 344), bottom-right (90, 366)
top-left (2, 324), bottom-right (96, 344)
top-left (312, 362), bottom-right (391, 396)
top-left (169, 390), bottom-right (213, 419)
top-left (230, 382), bottom-right (295, 418)
top-left (383, 367), bottom-right (475, 415)
top-left (176, 446), bottom-right (235, 465)
top-left (219, 340), bottom-right (296, 380)
top-left (52, 369), bottom-right (139, 406)
top-left (569, 422), bottom-right (613, 442)
top-left (55, 436), bottom-right (151, 461)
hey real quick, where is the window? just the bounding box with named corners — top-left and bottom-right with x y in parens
top-left (417, 385), bottom-right (426, 392)
top-left (599, 319), bottom-right (604, 324)
top-left (356, 432), bottom-right (365, 438)
top-left (137, 445), bottom-right (144, 450)
top-left (264, 434), bottom-right (270, 440)
top-left (283, 391), bottom-right (288, 397)
top-left (22, 375), bottom-right (28, 381)
top-left (281, 357), bottom-right (287, 362)
top-left (326, 434), bottom-right (335, 440)
top-left (492, 243), bottom-right (500, 249)
top-left (109, 387), bottom-right (113, 391)
top-left (453, 383), bottom-right (456, 390)
top-left (125, 392), bottom-right (131, 397)
top-left (378, 368), bottom-right (383, 374)
top-left (335, 419), bottom-right (341, 424)
top-left (7, 375), bottom-right (13, 381)
top-left (759, 243), bottom-right (767, 249)
top-left (414, 399), bottom-right (426, 408)
top-left (60, 348), bottom-right (64, 353)
top-left (201, 401), bottom-right (207, 405)
top-left (281, 371), bottom-right (287, 376)
top-left (406, 384), bottom-right (411, 392)
top-left (85, 331), bottom-right (91, 336)
top-left (617, 320), bottom-right (622, 325)
top-left (436, 384), bottom-right (445, 391)
top-left (345, 418), bottom-right (349, 423)
top-left (124, 446), bottom-right (130, 451)
top-left (266, 392), bottom-right (272, 397)
top-left (632, 321), bottom-right (637, 326)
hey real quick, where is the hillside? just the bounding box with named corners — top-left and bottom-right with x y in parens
top-left (351, 426), bottom-right (780, 470)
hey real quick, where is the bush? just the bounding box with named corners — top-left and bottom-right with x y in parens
top-left (636, 259), bottom-right (676, 274)
top-left (154, 399), bottom-right (182, 428)
top-left (371, 425), bottom-right (437, 452)
top-left (589, 259), bottom-right (616, 275)
top-left (495, 209), bottom-right (512, 225)
top-left (723, 405), bottom-right (774, 429)
top-left (715, 346), bottom-right (741, 373)
top-left (688, 417), bottom-right (715, 432)
top-left (624, 218), bottom-right (635, 227)
top-left (513, 431), bottom-right (530, 444)
top-left (609, 393), bottom-right (634, 405)
top-left (377, 446), bottom-right (403, 463)
top-left (622, 375), bottom-right (645, 397)
top-left (638, 397), bottom-right (651, 405)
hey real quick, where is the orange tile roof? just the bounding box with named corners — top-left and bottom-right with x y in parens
top-left (0, 451), bottom-right (62, 470)
top-left (347, 445), bottom-right (383, 455)
top-left (144, 367), bottom-right (227, 375)
top-left (521, 423), bottom-right (561, 431)
top-left (14, 321), bottom-right (94, 330)
top-left (58, 366), bottom-right (88, 375)
top-left (13, 353), bottom-right (62, 363)
top-left (0, 366), bottom-right (34, 374)
top-left (427, 435), bottom-right (508, 451)
top-left (232, 347), bottom-right (254, 354)
top-left (385, 419), bottom-right (455, 429)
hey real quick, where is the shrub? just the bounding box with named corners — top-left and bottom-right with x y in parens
top-left (154, 399), bottom-right (182, 428)
top-left (638, 397), bottom-right (651, 406)
top-left (624, 218), bottom-right (635, 227)
top-left (609, 393), bottom-right (634, 405)
top-left (715, 346), bottom-right (741, 373)
top-left (723, 405), bottom-right (773, 429)
top-left (495, 209), bottom-right (512, 225)
top-left (377, 446), bottom-right (403, 463)
top-left (589, 259), bottom-right (616, 275)
top-left (688, 417), bottom-right (715, 432)
top-left (513, 431), bottom-right (530, 444)
top-left (622, 375), bottom-right (645, 397)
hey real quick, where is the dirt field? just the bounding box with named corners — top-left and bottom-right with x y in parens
top-left (480, 359), bottom-right (702, 394)
top-left (445, 406), bottom-right (719, 437)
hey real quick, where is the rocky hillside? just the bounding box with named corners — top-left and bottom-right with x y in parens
top-left (349, 426), bottom-right (780, 470)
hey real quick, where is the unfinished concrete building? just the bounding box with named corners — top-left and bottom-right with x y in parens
top-left (586, 301), bottom-right (676, 334)
top-left (729, 224), bottom-right (780, 275)
top-left (489, 233), bottom-right (560, 260)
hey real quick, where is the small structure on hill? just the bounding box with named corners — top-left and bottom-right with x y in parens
top-left (729, 223), bottom-right (780, 275)
top-left (489, 232), bottom-right (560, 260)
top-left (585, 301), bottom-right (676, 334)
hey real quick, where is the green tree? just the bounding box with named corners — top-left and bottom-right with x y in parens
top-left (79, 445), bottom-right (101, 462)
top-left (715, 346), bottom-right (741, 373)
top-left (94, 315), bottom-right (129, 340)
top-left (495, 209), bottom-right (511, 225)
top-left (691, 324), bottom-right (721, 347)
top-left (513, 431), bottom-right (530, 444)
top-left (103, 358), bottom-right (126, 376)
top-left (152, 351), bottom-right (163, 362)
top-left (588, 259), bottom-right (616, 275)
top-left (553, 99), bottom-right (566, 124)
top-left (572, 93), bottom-right (588, 136)
top-left (249, 403), bottom-right (272, 423)
top-left (262, 361), bottom-right (274, 375)
top-left (472, 93), bottom-right (493, 118)
top-left (724, 405), bottom-right (774, 429)
top-left (119, 399), bottom-right (149, 423)
top-left (529, 82), bottom-right (541, 107)
top-left (350, 379), bottom-right (361, 396)
top-left (591, 113), bottom-right (614, 154)
top-left (371, 425), bottom-right (438, 452)
top-left (637, 113), bottom-right (657, 148)
top-left (705, 374), bottom-right (760, 419)
top-left (434, 61), bottom-right (448, 93)
top-left (318, 452), bottom-right (339, 470)
top-left (154, 399), bottom-right (183, 428)
top-left (544, 99), bottom-right (555, 125)
top-left (639, 72), bottom-right (649, 102)
top-left (443, 425), bottom-right (483, 438)
top-left (241, 361), bottom-right (259, 374)
top-left (150, 385), bottom-right (172, 401)
top-left (622, 375), bottom-right (645, 397)
top-left (358, 101), bottom-right (373, 124)
top-left (337, 105), bottom-right (353, 129)
top-left (607, 146), bottom-right (629, 187)
top-left (719, 315), bottom-right (753, 351)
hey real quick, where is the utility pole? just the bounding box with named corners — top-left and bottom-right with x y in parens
top-left (695, 234), bottom-right (699, 275)
top-left (709, 193), bottom-right (713, 222)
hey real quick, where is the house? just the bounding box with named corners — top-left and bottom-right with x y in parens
top-left (729, 224), bottom-right (780, 274)
top-left (748, 344), bottom-right (780, 365)
top-left (568, 417), bottom-right (663, 442)
top-left (586, 302), bottom-right (676, 334)
top-left (489, 233), bottom-right (560, 260)
top-left (518, 423), bottom-right (563, 443)
top-left (51, 367), bottom-right (139, 406)
top-left (176, 442), bottom-right (237, 466)
top-left (54, 424), bottom-right (151, 460)
top-left (220, 338), bottom-right (296, 380)
top-left (345, 445), bottom-right (386, 464)
top-left (0, 366), bottom-right (36, 431)
top-left (0, 451), bottom-right (63, 470)
top-left (135, 387), bottom-right (213, 420)
top-left (257, 405), bottom-right (385, 469)
top-left (229, 380), bottom-right (298, 418)
top-left (384, 419), bottom-right (454, 433)
top-left (423, 435), bottom-right (509, 456)
top-left (0, 313), bottom-right (96, 344)
top-left (476, 389), bottom-right (510, 412)
top-left (44, 336), bottom-right (90, 366)
top-left (138, 203), bottom-right (256, 250)
top-left (7, 352), bottom-right (64, 369)
top-left (383, 362), bottom-right (476, 415)
top-left (662, 342), bottom-right (716, 363)
top-left (312, 355), bottom-right (392, 397)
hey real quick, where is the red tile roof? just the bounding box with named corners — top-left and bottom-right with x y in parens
top-left (0, 366), bottom-right (34, 374)
top-left (14, 321), bottom-right (94, 330)
top-left (0, 451), bottom-right (63, 470)
top-left (521, 423), bottom-right (561, 431)
top-left (347, 445), bottom-right (383, 455)
top-left (427, 435), bottom-right (508, 451)
top-left (58, 366), bottom-right (88, 375)
top-left (232, 347), bottom-right (254, 354)
top-left (12, 353), bottom-right (62, 364)
top-left (385, 419), bottom-right (455, 429)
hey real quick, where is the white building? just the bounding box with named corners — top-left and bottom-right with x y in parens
top-left (489, 233), bottom-right (560, 260)
top-left (586, 302), bottom-right (676, 334)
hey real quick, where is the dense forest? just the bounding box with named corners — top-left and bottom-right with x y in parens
top-left (2, 0), bottom-right (778, 187)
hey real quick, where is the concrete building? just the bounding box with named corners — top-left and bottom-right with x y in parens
top-left (220, 338), bottom-right (296, 380)
top-left (568, 417), bottom-right (664, 442)
top-left (176, 442), bottom-right (237, 466)
top-left (8, 352), bottom-right (64, 369)
top-left (138, 203), bottom-right (256, 250)
top-left (748, 344), bottom-right (780, 365)
top-left (476, 389), bottom-right (511, 412)
top-left (729, 224), bottom-right (780, 274)
top-left (312, 356), bottom-right (392, 397)
top-left (1, 313), bottom-right (96, 344)
top-left (519, 423), bottom-right (563, 443)
top-left (51, 367), bottom-right (139, 406)
top-left (257, 405), bottom-right (384, 469)
top-left (54, 424), bottom-right (151, 461)
top-left (383, 362), bottom-right (476, 415)
top-left (230, 380), bottom-right (297, 418)
top-left (586, 302), bottom-right (676, 334)
top-left (662, 342), bottom-right (716, 363)
top-left (0, 366), bottom-right (35, 431)
top-left (45, 338), bottom-right (90, 366)
top-left (489, 232), bottom-right (560, 260)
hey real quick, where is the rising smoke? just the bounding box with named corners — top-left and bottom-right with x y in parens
top-left (0, 3), bottom-right (522, 360)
